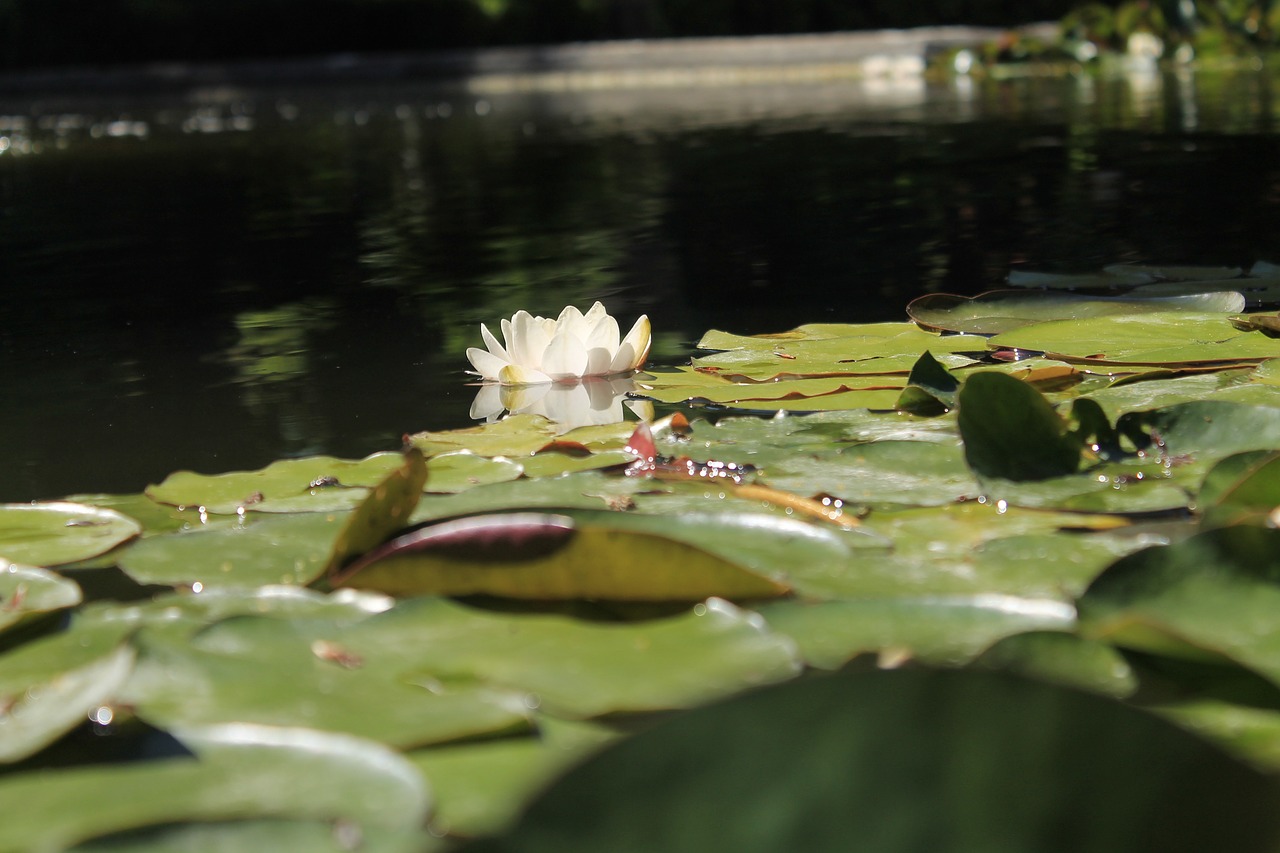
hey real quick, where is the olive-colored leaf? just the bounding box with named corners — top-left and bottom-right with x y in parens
top-left (325, 449), bottom-right (429, 574)
top-left (330, 513), bottom-right (790, 601)
top-left (957, 372), bottom-right (1081, 481)
top-left (0, 723), bottom-right (431, 852)
top-left (471, 668), bottom-right (1280, 853)
top-left (0, 559), bottom-right (82, 635)
top-left (908, 289), bottom-right (1244, 336)
top-left (0, 502), bottom-right (142, 567)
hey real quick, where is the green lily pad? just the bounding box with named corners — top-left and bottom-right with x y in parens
top-left (635, 370), bottom-right (906, 409)
top-left (325, 449), bottom-right (428, 575)
top-left (894, 350), bottom-right (960, 414)
top-left (759, 439), bottom-right (979, 508)
top-left (0, 618), bottom-right (137, 763)
top-left (1197, 450), bottom-right (1280, 527)
top-left (958, 372), bottom-right (1082, 481)
top-left (756, 595), bottom-right (1075, 670)
top-left (989, 312), bottom-right (1277, 365)
top-left (1078, 526), bottom-right (1280, 677)
top-left (337, 597), bottom-right (801, 719)
top-left (842, 507), bottom-right (1138, 601)
top-left (146, 453), bottom-right (407, 514)
top-left (908, 290), bottom-right (1244, 336)
top-left (426, 451), bottom-right (525, 493)
top-left (71, 818), bottom-right (438, 853)
top-left (410, 718), bottom-right (619, 838)
top-left (472, 668), bottom-right (1280, 853)
top-left (408, 414), bottom-right (634, 459)
top-left (0, 560), bottom-right (83, 636)
top-left (1114, 400), bottom-right (1280, 483)
top-left (122, 610), bottom-right (531, 749)
top-left (330, 513), bottom-right (790, 602)
top-left (1251, 359), bottom-right (1280, 386)
top-left (972, 631), bottom-right (1139, 698)
top-left (0, 502), bottom-right (142, 567)
top-left (1159, 699), bottom-right (1280, 772)
top-left (0, 723), bottom-right (431, 852)
top-left (117, 512), bottom-right (347, 589)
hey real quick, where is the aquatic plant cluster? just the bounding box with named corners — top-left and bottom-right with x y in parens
top-left (5, 265), bottom-right (1280, 849)
top-left (954, 0), bottom-right (1280, 70)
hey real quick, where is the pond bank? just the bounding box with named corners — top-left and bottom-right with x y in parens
top-left (0, 23), bottom-right (1057, 100)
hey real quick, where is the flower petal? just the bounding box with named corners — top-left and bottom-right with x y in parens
top-left (542, 330), bottom-right (590, 380)
top-left (555, 305), bottom-right (587, 340)
top-left (499, 363), bottom-right (553, 385)
top-left (609, 314), bottom-right (651, 373)
top-left (466, 347), bottom-right (510, 381)
top-left (480, 323), bottom-right (508, 360)
top-left (583, 315), bottom-right (620, 376)
top-left (510, 310), bottom-right (552, 371)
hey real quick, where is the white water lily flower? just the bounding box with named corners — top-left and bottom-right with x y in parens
top-left (466, 302), bottom-right (651, 385)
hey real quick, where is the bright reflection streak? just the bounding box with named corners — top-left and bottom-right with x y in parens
top-left (470, 375), bottom-right (652, 433)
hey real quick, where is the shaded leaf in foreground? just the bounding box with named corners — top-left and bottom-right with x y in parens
top-left (467, 668), bottom-right (1280, 853)
top-left (957, 372), bottom-right (1080, 481)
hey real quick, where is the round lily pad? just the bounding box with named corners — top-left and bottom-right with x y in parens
top-left (0, 502), bottom-right (142, 567)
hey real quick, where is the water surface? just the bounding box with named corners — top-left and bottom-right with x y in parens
top-left (2, 66), bottom-right (1278, 499)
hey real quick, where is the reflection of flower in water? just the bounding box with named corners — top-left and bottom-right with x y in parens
top-left (466, 302), bottom-right (650, 385)
top-left (470, 376), bottom-right (653, 433)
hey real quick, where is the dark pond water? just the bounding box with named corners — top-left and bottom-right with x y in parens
top-left (2, 66), bottom-right (1280, 500)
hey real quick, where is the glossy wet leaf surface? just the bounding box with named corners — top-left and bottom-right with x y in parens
top-left (0, 502), bottom-right (142, 567)
top-left (0, 723), bottom-right (432, 852)
top-left (908, 289), bottom-right (1246, 335)
top-left (0, 560), bottom-right (82, 635)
